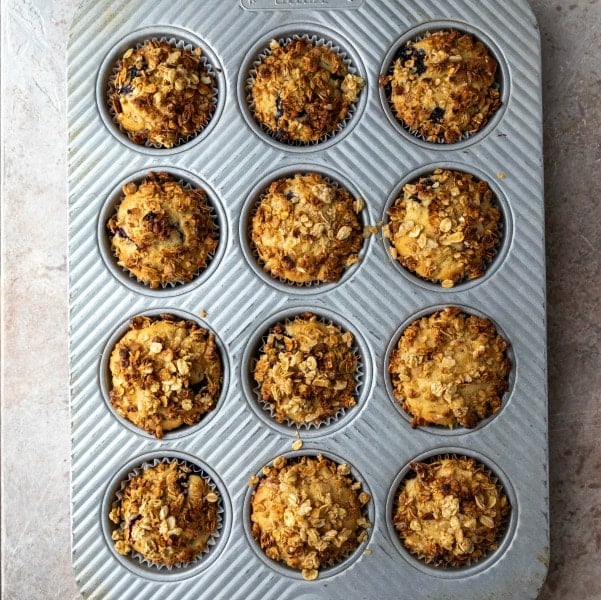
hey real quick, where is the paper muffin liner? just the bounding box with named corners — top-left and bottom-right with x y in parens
top-left (245, 33), bottom-right (363, 147)
top-left (389, 452), bottom-right (512, 570)
top-left (107, 36), bottom-right (219, 150)
top-left (250, 312), bottom-right (364, 431)
top-left (108, 456), bottom-right (224, 571)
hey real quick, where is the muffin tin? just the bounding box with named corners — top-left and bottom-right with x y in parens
top-left (68, 1), bottom-right (548, 598)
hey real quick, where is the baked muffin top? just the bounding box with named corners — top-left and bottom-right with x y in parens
top-left (109, 460), bottom-right (219, 566)
top-left (107, 172), bottom-right (218, 288)
top-left (253, 313), bottom-right (358, 425)
top-left (250, 454), bottom-right (371, 580)
top-left (250, 38), bottom-right (364, 143)
top-left (393, 456), bottom-right (510, 567)
top-left (380, 30), bottom-right (500, 143)
top-left (389, 307), bottom-right (510, 428)
top-left (384, 169), bottom-right (501, 287)
top-left (109, 314), bottom-right (222, 438)
top-left (251, 173), bottom-right (363, 284)
top-left (109, 40), bottom-right (215, 148)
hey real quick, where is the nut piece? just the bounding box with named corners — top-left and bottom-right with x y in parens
top-left (250, 455), bottom-right (370, 578)
top-left (109, 314), bottom-right (222, 438)
top-left (109, 461), bottom-right (219, 565)
top-left (251, 38), bottom-right (364, 143)
top-left (388, 307), bottom-right (509, 428)
top-left (253, 313), bottom-right (358, 424)
top-left (393, 456), bottom-right (510, 567)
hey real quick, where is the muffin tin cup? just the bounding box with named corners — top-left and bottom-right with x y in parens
top-left (239, 164), bottom-right (374, 295)
top-left (99, 308), bottom-right (230, 441)
top-left (101, 451), bottom-right (231, 582)
top-left (241, 306), bottom-right (373, 439)
top-left (385, 448), bottom-right (518, 578)
top-left (381, 161), bottom-right (514, 293)
top-left (384, 304), bottom-right (516, 436)
top-left (238, 24), bottom-right (367, 151)
top-left (243, 449), bottom-right (375, 581)
top-left (378, 20), bottom-right (510, 149)
top-left (97, 167), bottom-right (228, 297)
top-left (96, 26), bottom-right (225, 155)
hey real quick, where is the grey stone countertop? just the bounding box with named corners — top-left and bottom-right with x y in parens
top-left (1, 0), bottom-right (599, 598)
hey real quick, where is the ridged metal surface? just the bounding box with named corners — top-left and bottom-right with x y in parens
top-left (68, 1), bottom-right (548, 598)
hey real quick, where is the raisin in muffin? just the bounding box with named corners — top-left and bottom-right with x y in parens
top-left (109, 40), bottom-right (215, 148)
top-left (109, 460), bottom-right (220, 565)
top-left (384, 169), bottom-right (501, 287)
top-left (107, 172), bottom-right (217, 288)
top-left (109, 314), bottom-right (222, 438)
top-left (250, 38), bottom-right (364, 143)
top-left (250, 454), bottom-right (371, 580)
top-left (251, 173), bottom-right (363, 284)
top-left (389, 307), bottom-right (509, 428)
top-left (393, 456), bottom-right (510, 567)
top-left (380, 30), bottom-right (500, 143)
top-left (253, 313), bottom-right (357, 425)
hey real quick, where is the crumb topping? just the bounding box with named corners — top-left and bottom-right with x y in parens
top-left (380, 30), bottom-right (500, 143)
top-left (251, 38), bottom-right (364, 143)
top-left (109, 314), bottom-right (222, 438)
top-left (109, 40), bottom-right (215, 148)
top-left (107, 172), bottom-right (218, 288)
top-left (253, 313), bottom-right (358, 424)
top-left (250, 454), bottom-right (371, 580)
top-left (384, 169), bottom-right (501, 287)
top-left (389, 307), bottom-right (509, 428)
top-left (393, 456), bottom-right (510, 567)
top-left (109, 460), bottom-right (219, 565)
top-left (251, 172), bottom-right (364, 284)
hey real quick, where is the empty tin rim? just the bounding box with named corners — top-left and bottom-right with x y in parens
top-left (384, 304), bottom-right (516, 436)
top-left (243, 448), bottom-right (374, 580)
top-left (238, 24), bottom-right (367, 152)
top-left (378, 20), bottom-right (510, 149)
top-left (98, 308), bottom-right (230, 440)
top-left (239, 164), bottom-right (373, 295)
top-left (96, 25), bottom-right (225, 155)
top-left (100, 451), bottom-right (231, 582)
top-left (241, 306), bottom-right (373, 438)
top-left (381, 161), bottom-right (513, 293)
top-left (97, 166), bottom-right (227, 297)
top-left (385, 448), bottom-right (518, 578)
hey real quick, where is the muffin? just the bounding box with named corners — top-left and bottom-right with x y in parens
top-left (109, 314), bottom-right (222, 438)
top-left (384, 169), bottom-right (501, 287)
top-left (251, 173), bottom-right (363, 284)
top-left (250, 454), bottom-right (371, 580)
top-left (108, 40), bottom-right (215, 148)
top-left (380, 30), bottom-right (500, 143)
top-left (250, 38), bottom-right (364, 143)
top-left (109, 460), bottom-right (220, 566)
top-left (253, 313), bottom-right (358, 425)
top-left (389, 307), bottom-right (510, 428)
top-left (107, 172), bottom-right (218, 288)
top-left (393, 456), bottom-right (510, 567)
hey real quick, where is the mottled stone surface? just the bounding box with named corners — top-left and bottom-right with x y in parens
top-left (1, 1), bottom-right (599, 598)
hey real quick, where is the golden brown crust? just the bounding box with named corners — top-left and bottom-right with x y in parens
top-left (109, 314), bottom-right (222, 438)
top-left (109, 40), bottom-right (215, 148)
top-left (393, 457), bottom-right (510, 567)
top-left (251, 173), bottom-right (363, 284)
top-left (384, 169), bottom-right (501, 287)
top-left (380, 30), bottom-right (500, 143)
top-left (109, 460), bottom-right (219, 565)
top-left (388, 307), bottom-right (509, 428)
top-left (253, 313), bottom-right (358, 424)
top-left (250, 38), bottom-right (364, 143)
top-left (107, 172), bottom-right (218, 288)
top-left (250, 455), bottom-right (370, 580)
